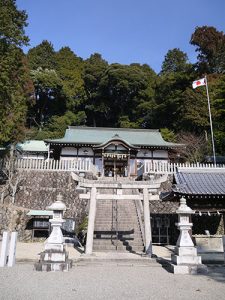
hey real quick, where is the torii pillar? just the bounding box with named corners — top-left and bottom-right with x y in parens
top-left (143, 188), bottom-right (152, 256)
top-left (85, 187), bottom-right (97, 255)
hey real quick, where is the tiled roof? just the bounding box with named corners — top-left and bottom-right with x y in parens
top-left (173, 168), bottom-right (225, 196)
top-left (45, 126), bottom-right (182, 148)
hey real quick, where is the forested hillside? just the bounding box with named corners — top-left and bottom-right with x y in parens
top-left (1, 1), bottom-right (225, 159)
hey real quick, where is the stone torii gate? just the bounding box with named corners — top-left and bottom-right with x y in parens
top-left (72, 173), bottom-right (165, 256)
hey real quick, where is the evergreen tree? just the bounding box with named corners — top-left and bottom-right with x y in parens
top-left (27, 40), bottom-right (56, 70)
top-left (0, 0), bottom-right (32, 144)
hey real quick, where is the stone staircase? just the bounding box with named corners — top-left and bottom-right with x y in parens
top-left (93, 189), bottom-right (144, 253)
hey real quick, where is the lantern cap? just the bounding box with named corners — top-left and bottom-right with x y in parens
top-left (176, 197), bottom-right (194, 214)
top-left (47, 194), bottom-right (66, 211)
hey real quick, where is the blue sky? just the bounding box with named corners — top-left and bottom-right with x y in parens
top-left (17, 0), bottom-right (225, 73)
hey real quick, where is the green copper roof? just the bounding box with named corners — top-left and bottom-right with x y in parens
top-left (16, 140), bottom-right (49, 153)
top-left (46, 126), bottom-right (181, 148)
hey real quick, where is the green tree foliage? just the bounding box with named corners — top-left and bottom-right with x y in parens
top-left (160, 128), bottom-right (176, 142)
top-left (0, 0), bottom-right (29, 47)
top-left (99, 63), bottom-right (156, 127)
top-left (155, 49), bottom-right (195, 130)
top-left (0, 0), bottom-right (32, 144)
top-left (83, 53), bottom-right (108, 126)
top-left (35, 111), bottom-right (86, 139)
top-left (30, 67), bottom-right (63, 127)
top-left (190, 26), bottom-right (225, 74)
top-left (160, 48), bottom-right (191, 74)
top-left (55, 47), bottom-right (85, 111)
top-left (154, 72), bottom-right (194, 130)
top-left (27, 40), bottom-right (56, 70)
top-left (211, 74), bottom-right (225, 153)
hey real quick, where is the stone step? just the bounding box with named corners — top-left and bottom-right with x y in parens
top-left (93, 245), bottom-right (143, 252)
top-left (95, 222), bottom-right (139, 225)
top-left (93, 242), bottom-right (144, 247)
top-left (94, 228), bottom-right (141, 232)
top-left (93, 198), bottom-right (144, 253)
top-left (94, 234), bottom-right (142, 241)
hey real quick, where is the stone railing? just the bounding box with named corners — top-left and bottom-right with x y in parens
top-left (144, 161), bottom-right (225, 175)
top-left (10, 158), bottom-right (98, 174)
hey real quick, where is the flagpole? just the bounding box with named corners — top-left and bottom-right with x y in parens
top-left (204, 75), bottom-right (216, 166)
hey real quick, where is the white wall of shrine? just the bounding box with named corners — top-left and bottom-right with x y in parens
top-left (60, 147), bottom-right (94, 159)
top-left (136, 149), bottom-right (168, 159)
top-left (153, 150), bottom-right (168, 158)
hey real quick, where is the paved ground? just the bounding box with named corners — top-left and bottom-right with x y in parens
top-left (0, 242), bottom-right (174, 261)
top-left (1, 243), bottom-right (225, 299)
top-left (1, 262), bottom-right (225, 300)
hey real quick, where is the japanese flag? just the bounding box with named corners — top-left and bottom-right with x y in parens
top-left (192, 78), bottom-right (206, 89)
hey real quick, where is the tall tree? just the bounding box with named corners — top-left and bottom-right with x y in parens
top-left (55, 47), bottom-right (85, 111)
top-left (83, 53), bottom-right (108, 126)
top-left (0, 0), bottom-right (32, 144)
top-left (29, 67), bottom-right (62, 129)
top-left (0, 0), bottom-right (29, 47)
top-left (27, 40), bottom-right (56, 70)
top-left (190, 26), bottom-right (225, 74)
top-left (160, 48), bottom-right (191, 74)
top-left (99, 63), bottom-right (156, 127)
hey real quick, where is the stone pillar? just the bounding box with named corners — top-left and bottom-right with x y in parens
top-left (8, 232), bottom-right (18, 267)
top-left (85, 187), bottom-right (97, 255)
top-left (0, 232), bottom-right (10, 267)
top-left (222, 236), bottom-right (225, 263)
top-left (143, 188), bottom-right (152, 255)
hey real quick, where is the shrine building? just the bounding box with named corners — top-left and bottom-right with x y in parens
top-left (45, 126), bottom-right (181, 177)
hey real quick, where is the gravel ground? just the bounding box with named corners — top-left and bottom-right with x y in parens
top-left (0, 263), bottom-right (225, 300)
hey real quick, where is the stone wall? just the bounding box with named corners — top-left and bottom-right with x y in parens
top-left (0, 204), bottom-right (31, 240)
top-left (0, 171), bottom-right (88, 240)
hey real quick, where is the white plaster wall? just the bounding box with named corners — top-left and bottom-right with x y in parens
top-left (152, 150), bottom-right (168, 158)
top-left (61, 147), bottom-right (77, 156)
top-left (136, 150), bottom-right (152, 158)
top-left (78, 147), bottom-right (94, 156)
top-left (105, 144), bottom-right (127, 151)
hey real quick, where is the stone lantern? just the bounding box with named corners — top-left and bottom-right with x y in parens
top-left (35, 194), bottom-right (72, 272)
top-left (45, 194), bottom-right (66, 252)
top-left (169, 197), bottom-right (206, 274)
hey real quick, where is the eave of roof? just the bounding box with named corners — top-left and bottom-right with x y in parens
top-left (45, 126), bottom-right (183, 149)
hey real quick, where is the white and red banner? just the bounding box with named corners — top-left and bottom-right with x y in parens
top-left (192, 78), bottom-right (206, 89)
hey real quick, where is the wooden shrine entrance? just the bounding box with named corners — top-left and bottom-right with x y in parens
top-left (103, 154), bottom-right (128, 177)
top-left (93, 136), bottom-right (139, 178)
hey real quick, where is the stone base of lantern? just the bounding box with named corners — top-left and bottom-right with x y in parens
top-left (166, 246), bottom-right (207, 274)
top-left (34, 248), bottom-right (72, 272)
top-left (172, 246), bottom-right (202, 265)
top-left (167, 263), bottom-right (208, 275)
